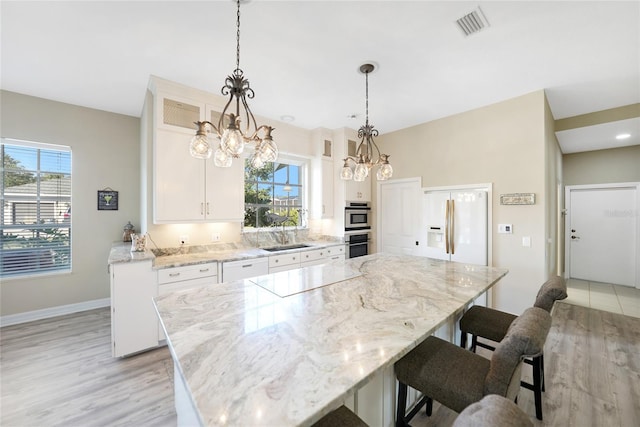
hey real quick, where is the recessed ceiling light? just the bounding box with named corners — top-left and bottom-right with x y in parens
top-left (347, 114), bottom-right (358, 119)
top-left (280, 115), bottom-right (295, 123)
top-left (616, 133), bottom-right (631, 140)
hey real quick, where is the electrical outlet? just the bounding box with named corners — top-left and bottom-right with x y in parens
top-left (211, 232), bottom-right (221, 242)
top-left (179, 235), bottom-right (189, 245)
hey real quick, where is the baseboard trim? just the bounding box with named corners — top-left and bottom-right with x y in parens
top-left (0, 298), bottom-right (111, 327)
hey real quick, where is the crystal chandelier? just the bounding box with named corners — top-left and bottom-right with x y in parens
top-left (189, 0), bottom-right (277, 168)
top-left (341, 63), bottom-right (392, 182)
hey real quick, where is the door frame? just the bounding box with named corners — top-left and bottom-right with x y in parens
top-left (564, 182), bottom-right (640, 288)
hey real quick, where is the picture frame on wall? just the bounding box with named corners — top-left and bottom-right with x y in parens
top-left (97, 189), bottom-right (119, 210)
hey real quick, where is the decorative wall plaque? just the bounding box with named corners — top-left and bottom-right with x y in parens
top-left (98, 188), bottom-right (119, 210)
top-left (500, 193), bottom-right (535, 205)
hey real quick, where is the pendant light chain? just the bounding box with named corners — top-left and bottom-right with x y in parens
top-left (235, 0), bottom-right (241, 72)
top-left (365, 69), bottom-right (369, 127)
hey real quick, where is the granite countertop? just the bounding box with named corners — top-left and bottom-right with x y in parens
top-left (107, 240), bottom-right (345, 269)
top-left (154, 253), bottom-right (509, 426)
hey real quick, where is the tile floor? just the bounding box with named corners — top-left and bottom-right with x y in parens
top-left (565, 278), bottom-right (640, 318)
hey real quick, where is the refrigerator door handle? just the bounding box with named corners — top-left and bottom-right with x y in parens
top-left (450, 199), bottom-right (455, 255)
top-left (445, 200), bottom-right (450, 254)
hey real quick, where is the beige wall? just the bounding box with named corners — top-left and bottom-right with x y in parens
top-left (1, 90), bottom-right (141, 316)
top-left (375, 91), bottom-right (556, 314)
top-left (563, 145), bottom-right (640, 186)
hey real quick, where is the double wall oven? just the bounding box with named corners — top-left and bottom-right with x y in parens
top-left (345, 201), bottom-right (371, 259)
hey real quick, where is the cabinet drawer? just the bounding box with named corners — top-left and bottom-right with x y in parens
top-left (222, 258), bottom-right (269, 282)
top-left (268, 253), bottom-right (301, 268)
top-left (158, 262), bottom-right (217, 284)
top-left (324, 245), bottom-right (346, 256)
top-left (300, 248), bottom-right (325, 263)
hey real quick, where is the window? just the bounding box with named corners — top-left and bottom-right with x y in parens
top-left (1, 139), bottom-right (72, 277)
top-left (244, 159), bottom-right (304, 229)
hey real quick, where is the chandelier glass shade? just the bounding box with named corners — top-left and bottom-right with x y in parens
top-left (189, 0), bottom-right (277, 167)
top-left (341, 63), bottom-right (392, 182)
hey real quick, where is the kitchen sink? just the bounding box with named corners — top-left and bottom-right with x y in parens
top-left (262, 244), bottom-right (311, 252)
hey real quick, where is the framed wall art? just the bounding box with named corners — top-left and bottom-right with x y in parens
top-left (98, 188), bottom-right (119, 210)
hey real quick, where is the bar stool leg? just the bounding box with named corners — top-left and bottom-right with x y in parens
top-left (533, 356), bottom-right (543, 420)
top-left (396, 382), bottom-right (408, 427)
top-left (460, 330), bottom-right (467, 349)
top-left (540, 353), bottom-right (546, 392)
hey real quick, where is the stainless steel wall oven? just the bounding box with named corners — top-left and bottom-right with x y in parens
top-left (345, 201), bottom-right (371, 231)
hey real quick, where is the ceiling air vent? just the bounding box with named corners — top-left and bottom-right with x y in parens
top-left (456, 7), bottom-right (490, 37)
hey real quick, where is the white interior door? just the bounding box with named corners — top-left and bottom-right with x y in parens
top-left (378, 178), bottom-right (421, 255)
top-left (566, 184), bottom-right (638, 287)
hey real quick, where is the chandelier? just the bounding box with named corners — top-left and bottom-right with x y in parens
top-left (341, 63), bottom-right (392, 182)
top-left (189, 0), bottom-right (277, 168)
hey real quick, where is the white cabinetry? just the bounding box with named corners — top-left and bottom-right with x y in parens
top-left (151, 90), bottom-right (243, 223)
top-left (321, 159), bottom-right (334, 218)
top-left (110, 260), bottom-right (158, 357)
top-left (221, 258), bottom-right (269, 282)
top-left (270, 245), bottom-right (346, 272)
top-left (269, 252), bottom-right (301, 273)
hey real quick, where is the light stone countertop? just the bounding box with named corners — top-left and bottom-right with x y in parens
top-left (154, 253), bottom-right (509, 427)
top-left (107, 241), bottom-right (346, 270)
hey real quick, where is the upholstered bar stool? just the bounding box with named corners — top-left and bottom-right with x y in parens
top-left (311, 406), bottom-right (368, 427)
top-left (459, 276), bottom-right (567, 420)
top-left (452, 395), bottom-right (533, 427)
top-left (394, 307), bottom-right (551, 427)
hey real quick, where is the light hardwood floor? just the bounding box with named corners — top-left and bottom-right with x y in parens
top-left (1, 300), bottom-right (638, 426)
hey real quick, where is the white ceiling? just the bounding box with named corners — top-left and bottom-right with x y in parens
top-left (2, 1), bottom-right (639, 154)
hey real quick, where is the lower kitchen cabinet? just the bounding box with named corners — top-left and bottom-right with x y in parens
top-left (221, 258), bottom-right (269, 282)
top-left (110, 260), bottom-right (158, 357)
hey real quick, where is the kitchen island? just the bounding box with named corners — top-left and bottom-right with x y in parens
top-left (154, 253), bottom-right (508, 427)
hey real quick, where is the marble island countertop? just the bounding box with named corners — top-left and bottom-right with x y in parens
top-left (107, 239), bottom-right (345, 269)
top-left (154, 253), bottom-right (508, 426)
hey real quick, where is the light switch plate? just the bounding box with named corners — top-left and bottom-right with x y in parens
top-left (522, 236), bottom-right (531, 247)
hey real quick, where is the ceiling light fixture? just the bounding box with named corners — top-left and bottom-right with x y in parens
top-left (615, 133), bottom-right (631, 140)
top-left (189, 0), bottom-right (277, 168)
top-left (341, 63), bottom-right (393, 182)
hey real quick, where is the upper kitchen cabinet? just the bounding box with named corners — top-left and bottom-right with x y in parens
top-left (147, 78), bottom-right (244, 224)
top-left (311, 128), bottom-right (334, 219)
top-left (154, 128), bottom-right (243, 223)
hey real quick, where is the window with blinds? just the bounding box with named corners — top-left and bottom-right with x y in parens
top-left (1, 139), bottom-right (72, 277)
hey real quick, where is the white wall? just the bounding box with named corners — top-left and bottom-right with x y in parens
top-left (1, 90), bottom-right (141, 316)
top-left (374, 91), bottom-right (560, 315)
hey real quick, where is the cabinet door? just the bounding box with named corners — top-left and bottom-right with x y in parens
top-left (321, 158), bottom-right (334, 218)
top-left (205, 159), bottom-right (244, 221)
top-left (110, 261), bottom-right (158, 357)
top-left (155, 129), bottom-right (205, 223)
top-left (346, 178), bottom-right (371, 202)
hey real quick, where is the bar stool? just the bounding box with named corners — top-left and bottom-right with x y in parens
top-left (453, 395), bottom-right (533, 427)
top-left (459, 276), bottom-right (566, 420)
top-left (395, 307), bottom-right (551, 427)
top-left (311, 406), bottom-right (367, 427)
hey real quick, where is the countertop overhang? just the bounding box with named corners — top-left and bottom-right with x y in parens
top-left (154, 253), bottom-right (508, 426)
